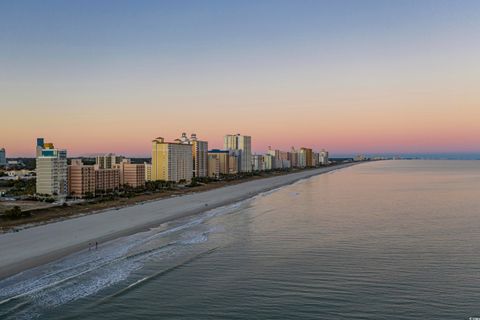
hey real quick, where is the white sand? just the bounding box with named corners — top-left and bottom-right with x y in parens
top-left (0, 164), bottom-right (355, 279)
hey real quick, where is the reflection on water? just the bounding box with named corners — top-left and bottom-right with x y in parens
top-left (1, 160), bottom-right (480, 320)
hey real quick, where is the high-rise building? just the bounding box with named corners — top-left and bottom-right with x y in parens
top-left (151, 137), bottom-right (193, 183)
top-left (144, 162), bottom-right (152, 181)
top-left (113, 159), bottom-right (146, 188)
top-left (208, 149), bottom-right (238, 175)
top-left (36, 142), bottom-right (68, 197)
top-left (207, 154), bottom-right (221, 178)
top-left (262, 154), bottom-right (275, 171)
top-left (300, 148), bottom-right (313, 167)
top-left (36, 138), bottom-right (44, 157)
top-left (68, 159), bottom-right (95, 198)
top-left (0, 148), bottom-right (6, 166)
top-left (252, 154), bottom-right (264, 171)
top-left (190, 134), bottom-right (208, 178)
top-left (319, 149), bottom-right (329, 165)
top-left (224, 134), bottom-right (252, 172)
top-left (288, 147), bottom-right (299, 168)
top-left (176, 133), bottom-right (208, 178)
top-left (297, 151), bottom-right (306, 168)
top-left (95, 153), bottom-right (124, 169)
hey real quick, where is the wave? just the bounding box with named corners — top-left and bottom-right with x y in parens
top-left (0, 197), bottom-right (250, 319)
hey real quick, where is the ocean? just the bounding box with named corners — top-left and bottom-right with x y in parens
top-left (1, 160), bottom-right (480, 319)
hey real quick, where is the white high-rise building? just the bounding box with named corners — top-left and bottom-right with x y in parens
top-left (177, 133), bottom-right (208, 178)
top-left (36, 143), bottom-right (68, 198)
top-left (224, 134), bottom-right (252, 172)
top-left (319, 149), bottom-right (329, 165)
top-left (151, 137), bottom-right (193, 183)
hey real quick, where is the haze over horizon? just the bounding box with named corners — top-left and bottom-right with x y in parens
top-left (1, 0), bottom-right (479, 157)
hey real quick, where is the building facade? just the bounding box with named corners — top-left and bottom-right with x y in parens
top-left (113, 159), bottom-right (146, 188)
top-left (144, 162), bottom-right (152, 181)
top-left (224, 134), bottom-right (252, 172)
top-left (36, 143), bottom-right (68, 198)
top-left (190, 134), bottom-right (208, 178)
top-left (252, 154), bottom-right (264, 171)
top-left (0, 148), bottom-right (6, 166)
top-left (300, 148), bottom-right (313, 167)
top-left (95, 153), bottom-right (124, 169)
top-left (94, 167), bottom-right (120, 193)
top-left (151, 137), bottom-right (193, 183)
top-left (319, 149), bottom-right (329, 165)
top-left (68, 159), bottom-right (95, 198)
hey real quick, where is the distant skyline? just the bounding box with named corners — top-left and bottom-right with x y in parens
top-left (1, 0), bottom-right (480, 157)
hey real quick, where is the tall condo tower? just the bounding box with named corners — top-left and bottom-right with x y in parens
top-left (151, 137), bottom-right (193, 183)
top-left (224, 134), bottom-right (252, 172)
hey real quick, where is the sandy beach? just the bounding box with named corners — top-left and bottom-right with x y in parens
top-left (0, 163), bottom-right (355, 280)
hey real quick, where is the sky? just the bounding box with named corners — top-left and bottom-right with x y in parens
top-left (1, 0), bottom-right (479, 157)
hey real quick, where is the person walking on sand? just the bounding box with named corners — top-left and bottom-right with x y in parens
top-left (95, 241), bottom-right (98, 250)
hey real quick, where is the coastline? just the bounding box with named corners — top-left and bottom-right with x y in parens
top-left (0, 163), bottom-right (357, 280)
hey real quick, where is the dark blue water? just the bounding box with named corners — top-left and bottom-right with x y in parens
top-left (1, 160), bottom-right (480, 319)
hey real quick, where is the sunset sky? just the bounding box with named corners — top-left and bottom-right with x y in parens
top-left (1, 0), bottom-right (479, 157)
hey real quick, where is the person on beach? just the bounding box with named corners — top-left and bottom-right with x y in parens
top-left (95, 241), bottom-right (98, 250)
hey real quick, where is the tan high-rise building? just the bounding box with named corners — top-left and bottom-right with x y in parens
top-left (151, 137), bottom-right (193, 183)
top-left (190, 134), bottom-right (208, 178)
top-left (224, 134), bottom-right (252, 172)
top-left (208, 150), bottom-right (238, 176)
top-left (207, 154), bottom-right (221, 178)
top-left (113, 159), bottom-right (146, 188)
top-left (68, 159), bottom-right (95, 198)
top-left (300, 148), bottom-right (313, 167)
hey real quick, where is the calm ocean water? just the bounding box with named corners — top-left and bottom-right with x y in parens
top-left (1, 160), bottom-right (480, 319)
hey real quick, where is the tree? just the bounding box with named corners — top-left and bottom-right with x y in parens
top-left (4, 206), bottom-right (26, 220)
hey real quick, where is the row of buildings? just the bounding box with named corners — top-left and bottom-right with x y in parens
top-left (35, 134), bottom-right (329, 199)
top-left (36, 139), bottom-right (145, 198)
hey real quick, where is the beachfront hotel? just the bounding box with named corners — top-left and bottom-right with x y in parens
top-left (94, 166), bottom-right (121, 193)
top-left (68, 159), bottom-right (95, 198)
top-left (208, 149), bottom-right (238, 176)
top-left (113, 159), bottom-right (146, 188)
top-left (36, 139), bottom-right (68, 198)
top-left (176, 133), bottom-right (209, 178)
top-left (224, 134), bottom-right (252, 172)
top-left (190, 134), bottom-right (208, 178)
top-left (151, 137), bottom-right (193, 183)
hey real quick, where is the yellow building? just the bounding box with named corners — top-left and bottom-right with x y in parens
top-left (151, 137), bottom-right (193, 183)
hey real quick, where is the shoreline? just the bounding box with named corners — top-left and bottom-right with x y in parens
top-left (0, 163), bottom-right (358, 280)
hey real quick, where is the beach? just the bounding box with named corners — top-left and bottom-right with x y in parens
top-left (0, 163), bottom-right (355, 280)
